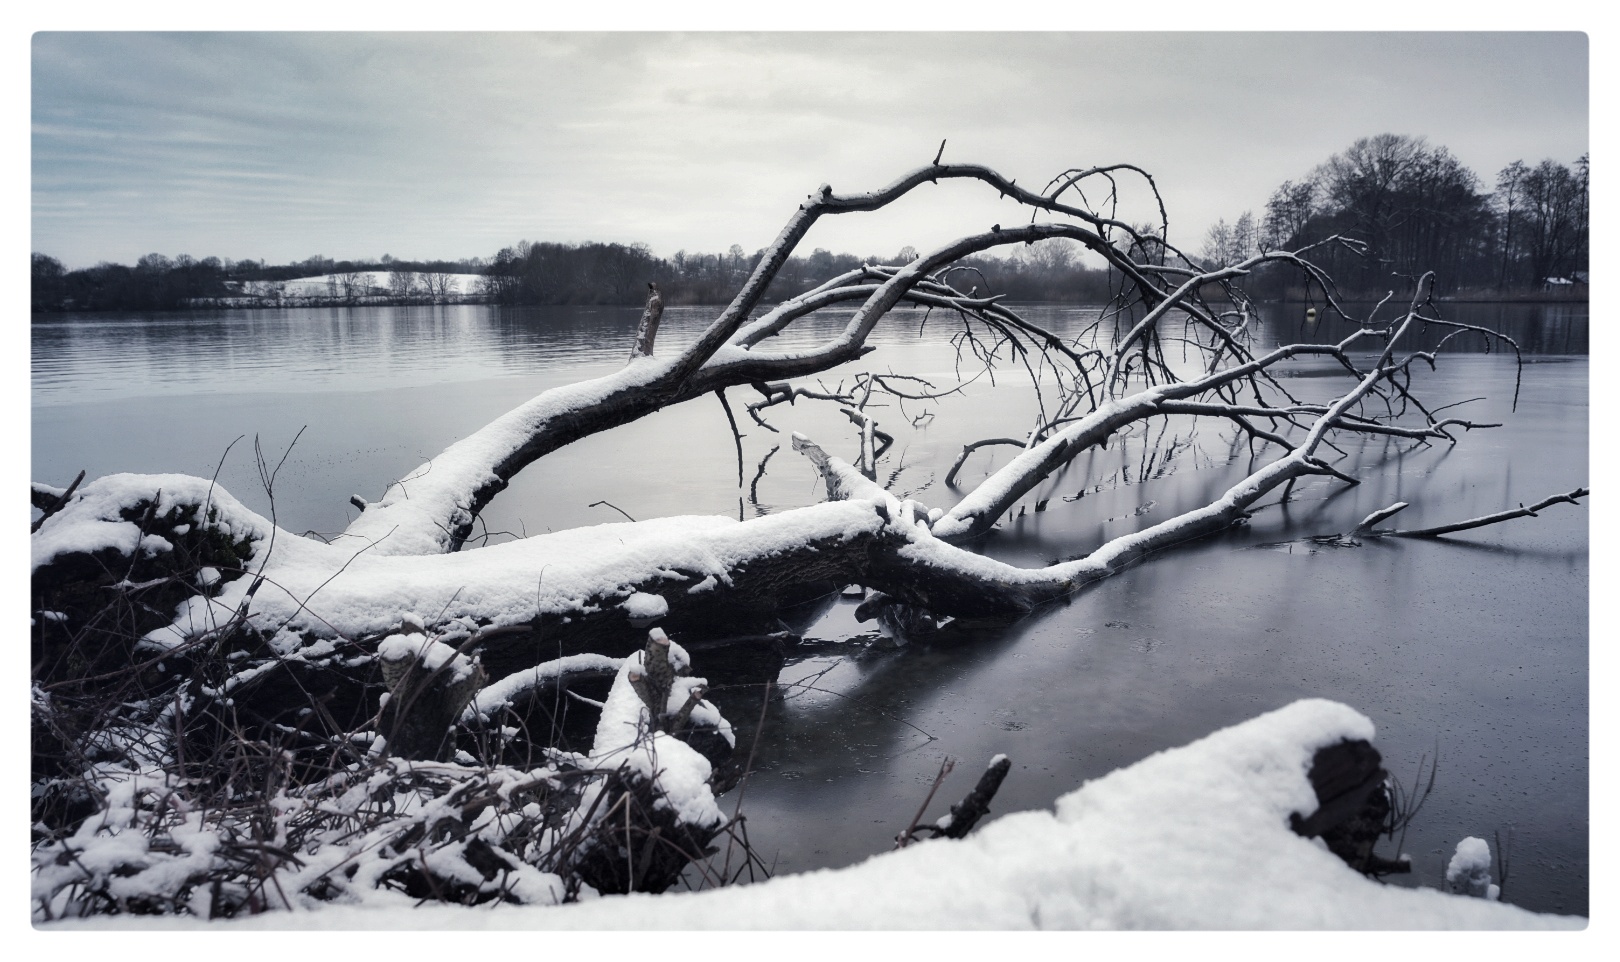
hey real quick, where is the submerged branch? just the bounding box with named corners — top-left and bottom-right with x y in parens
top-left (1363, 487), bottom-right (1589, 539)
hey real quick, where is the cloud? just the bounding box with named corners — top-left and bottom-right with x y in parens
top-left (31, 32), bottom-right (1588, 267)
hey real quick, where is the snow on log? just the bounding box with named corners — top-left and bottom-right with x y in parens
top-left (33, 472), bottom-right (886, 652)
top-left (587, 639), bottom-right (729, 830)
top-left (49, 700), bottom-right (1579, 930)
top-left (33, 469), bottom-right (1092, 677)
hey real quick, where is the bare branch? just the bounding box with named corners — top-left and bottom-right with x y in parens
top-left (31, 469), bottom-right (85, 533)
top-left (1366, 488), bottom-right (1589, 539)
top-left (945, 439), bottom-right (1026, 488)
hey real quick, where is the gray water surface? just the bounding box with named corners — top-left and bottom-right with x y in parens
top-left (31, 300), bottom-right (1588, 916)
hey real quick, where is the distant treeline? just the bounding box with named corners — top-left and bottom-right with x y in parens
top-left (29, 253), bottom-right (489, 313)
top-left (30, 241), bottom-right (1115, 313)
top-left (474, 239), bottom-right (1116, 307)
top-left (32, 134), bottom-right (1588, 314)
top-left (1203, 135), bottom-right (1588, 298)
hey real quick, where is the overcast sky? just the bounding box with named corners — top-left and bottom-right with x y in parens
top-left (31, 31), bottom-right (1589, 269)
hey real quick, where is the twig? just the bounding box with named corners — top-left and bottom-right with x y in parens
top-left (716, 388), bottom-right (745, 490)
top-left (720, 680), bottom-right (772, 885)
top-left (945, 439), bottom-right (1025, 487)
top-left (31, 469), bottom-right (85, 533)
top-left (587, 500), bottom-right (637, 523)
top-left (895, 756), bottom-right (954, 848)
top-left (748, 445), bottom-right (779, 506)
top-left (763, 678), bottom-right (937, 744)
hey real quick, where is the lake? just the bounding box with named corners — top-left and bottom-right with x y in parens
top-left (31, 299), bottom-right (1589, 916)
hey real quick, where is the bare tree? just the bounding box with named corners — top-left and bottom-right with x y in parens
top-left (388, 269), bottom-right (419, 302)
top-left (337, 270), bottom-right (368, 304)
top-left (1517, 158), bottom-right (1588, 284)
top-left (422, 270), bottom-right (455, 303)
top-left (1021, 236), bottom-right (1080, 276)
top-left (1200, 211), bottom-right (1257, 267)
top-left (1262, 179), bottom-right (1317, 251)
top-left (1272, 136), bottom-right (1498, 292)
top-left (1494, 160), bottom-right (1528, 292)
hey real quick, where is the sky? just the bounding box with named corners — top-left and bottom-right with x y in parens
top-left (29, 30), bottom-right (1591, 271)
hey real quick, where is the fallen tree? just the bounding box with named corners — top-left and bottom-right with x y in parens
top-left (30, 155), bottom-right (1587, 918)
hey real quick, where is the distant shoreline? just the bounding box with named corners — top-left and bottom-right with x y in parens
top-left (32, 293), bottom-right (1589, 316)
top-left (1268, 292), bottom-right (1587, 307)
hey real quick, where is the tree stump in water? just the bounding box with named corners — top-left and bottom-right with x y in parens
top-left (1290, 738), bottom-right (1410, 876)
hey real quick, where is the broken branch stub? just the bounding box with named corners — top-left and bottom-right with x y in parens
top-left (941, 754), bottom-right (1013, 839)
top-left (629, 282), bottom-right (664, 360)
top-left (1289, 739), bottom-right (1410, 877)
top-left (377, 628), bottom-right (488, 761)
top-left (632, 628), bottom-right (679, 728)
top-left (30, 469), bottom-right (85, 533)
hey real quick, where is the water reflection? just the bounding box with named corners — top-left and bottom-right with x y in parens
top-left (31, 300), bottom-right (1587, 407)
top-left (31, 304), bottom-right (652, 404)
top-left (1264, 300), bottom-right (1588, 356)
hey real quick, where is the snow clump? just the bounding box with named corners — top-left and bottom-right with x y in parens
top-left (1446, 836), bottom-right (1500, 900)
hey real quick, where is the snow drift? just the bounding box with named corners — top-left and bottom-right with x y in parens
top-left (42, 699), bottom-right (1582, 930)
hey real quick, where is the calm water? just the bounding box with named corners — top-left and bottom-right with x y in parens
top-left (31, 300), bottom-right (1589, 916)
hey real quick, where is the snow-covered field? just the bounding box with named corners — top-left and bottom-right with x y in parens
top-left (38, 699), bottom-right (1581, 931)
top-left (230, 271), bottom-right (486, 301)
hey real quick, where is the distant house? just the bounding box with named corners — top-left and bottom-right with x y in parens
top-left (1542, 273), bottom-right (1588, 291)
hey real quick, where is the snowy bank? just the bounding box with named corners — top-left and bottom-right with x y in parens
top-left (42, 700), bottom-right (1582, 930)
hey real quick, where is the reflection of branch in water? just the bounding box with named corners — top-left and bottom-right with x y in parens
top-left (767, 672), bottom-right (939, 744)
top-left (1250, 473), bottom-right (1359, 526)
top-left (1060, 425), bottom-right (1231, 504)
top-left (1149, 431), bottom-right (1195, 480)
top-left (894, 470), bottom-right (935, 502)
top-left (1252, 531), bottom-right (1584, 563)
top-left (1384, 537), bottom-right (1584, 562)
top-left (882, 448), bottom-right (911, 492)
top-left (779, 660), bottom-right (841, 702)
top-left (748, 445), bottom-right (779, 508)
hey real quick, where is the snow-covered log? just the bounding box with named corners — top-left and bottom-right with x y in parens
top-left (31, 468), bottom-right (1081, 672)
top-left (34, 700), bottom-right (1581, 929)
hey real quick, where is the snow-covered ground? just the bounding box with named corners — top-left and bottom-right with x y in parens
top-left (39, 699), bottom-right (1582, 931)
top-left (229, 272), bottom-right (486, 300)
